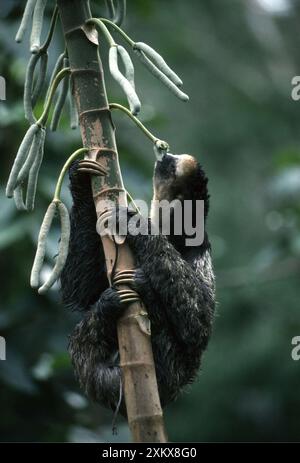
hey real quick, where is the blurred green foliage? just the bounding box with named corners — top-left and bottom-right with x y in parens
top-left (0, 0), bottom-right (300, 442)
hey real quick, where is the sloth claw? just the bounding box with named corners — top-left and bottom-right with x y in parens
top-left (112, 269), bottom-right (140, 304)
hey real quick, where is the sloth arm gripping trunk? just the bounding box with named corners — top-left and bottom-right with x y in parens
top-left (57, 0), bottom-right (167, 443)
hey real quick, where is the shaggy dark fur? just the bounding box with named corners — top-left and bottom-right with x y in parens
top-left (60, 154), bottom-right (215, 413)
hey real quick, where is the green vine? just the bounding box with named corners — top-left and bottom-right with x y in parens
top-left (86, 18), bottom-right (116, 47)
top-left (100, 17), bottom-right (134, 47)
top-left (109, 103), bottom-right (169, 150)
top-left (37, 67), bottom-right (71, 127)
top-left (54, 147), bottom-right (89, 201)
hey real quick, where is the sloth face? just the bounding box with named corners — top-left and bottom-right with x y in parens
top-left (153, 153), bottom-right (200, 202)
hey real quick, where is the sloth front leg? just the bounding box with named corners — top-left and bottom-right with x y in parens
top-left (69, 287), bottom-right (127, 412)
top-left (114, 208), bottom-right (214, 352)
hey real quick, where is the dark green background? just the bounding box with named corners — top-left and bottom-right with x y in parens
top-left (0, 0), bottom-right (300, 442)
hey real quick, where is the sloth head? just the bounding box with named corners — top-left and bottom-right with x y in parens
top-left (151, 153), bottom-right (210, 251)
top-left (153, 153), bottom-right (209, 217)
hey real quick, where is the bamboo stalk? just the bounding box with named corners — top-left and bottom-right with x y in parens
top-left (57, 0), bottom-right (167, 443)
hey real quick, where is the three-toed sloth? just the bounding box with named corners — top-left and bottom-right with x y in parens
top-left (60, 153), bottom-right (215, 414)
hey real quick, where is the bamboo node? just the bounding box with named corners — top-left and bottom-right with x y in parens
top-left (93, 186), bottom-right (126, 200)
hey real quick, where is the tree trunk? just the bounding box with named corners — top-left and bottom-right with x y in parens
top-left (57, 0), bottom-right (167, 443)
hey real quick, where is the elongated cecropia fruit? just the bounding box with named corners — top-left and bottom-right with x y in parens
top-left (30, 200), bottom-right (70, 294)
top-left (32, 51), bottom-right (48, 107)
top-left (24, 53), bottom-right (40, 123)
top-left (50, 57), bottom-right (70, 131)
top-left (134, 42), bottom-right (183, 87)
top-left (117, 45), bottom-right (135, 89)
top-left (30, 0), bottom-right (47, 54)
top-left (109, 46), bottom-right (141, 115)
top-left (25, 127), bottom-right (46, 211)
top-left (134, 48), bottom-right (189, 102)
top-left (105, 0), bottom-right (115, 19)
top-left (13, 185), bottom-right (27, 211)
top-left (30, 200), bottom-right (56, 288)
top-left (45, 52), bottom-right (65, 103)
top-left (6, 123), bottom-right (39, 198)
top-left (16, 126), bottom-right (43, 185)
top-left (15, 0), bottom-right (37, 43)
top-left (114, 0), bottom-right (126, 26)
